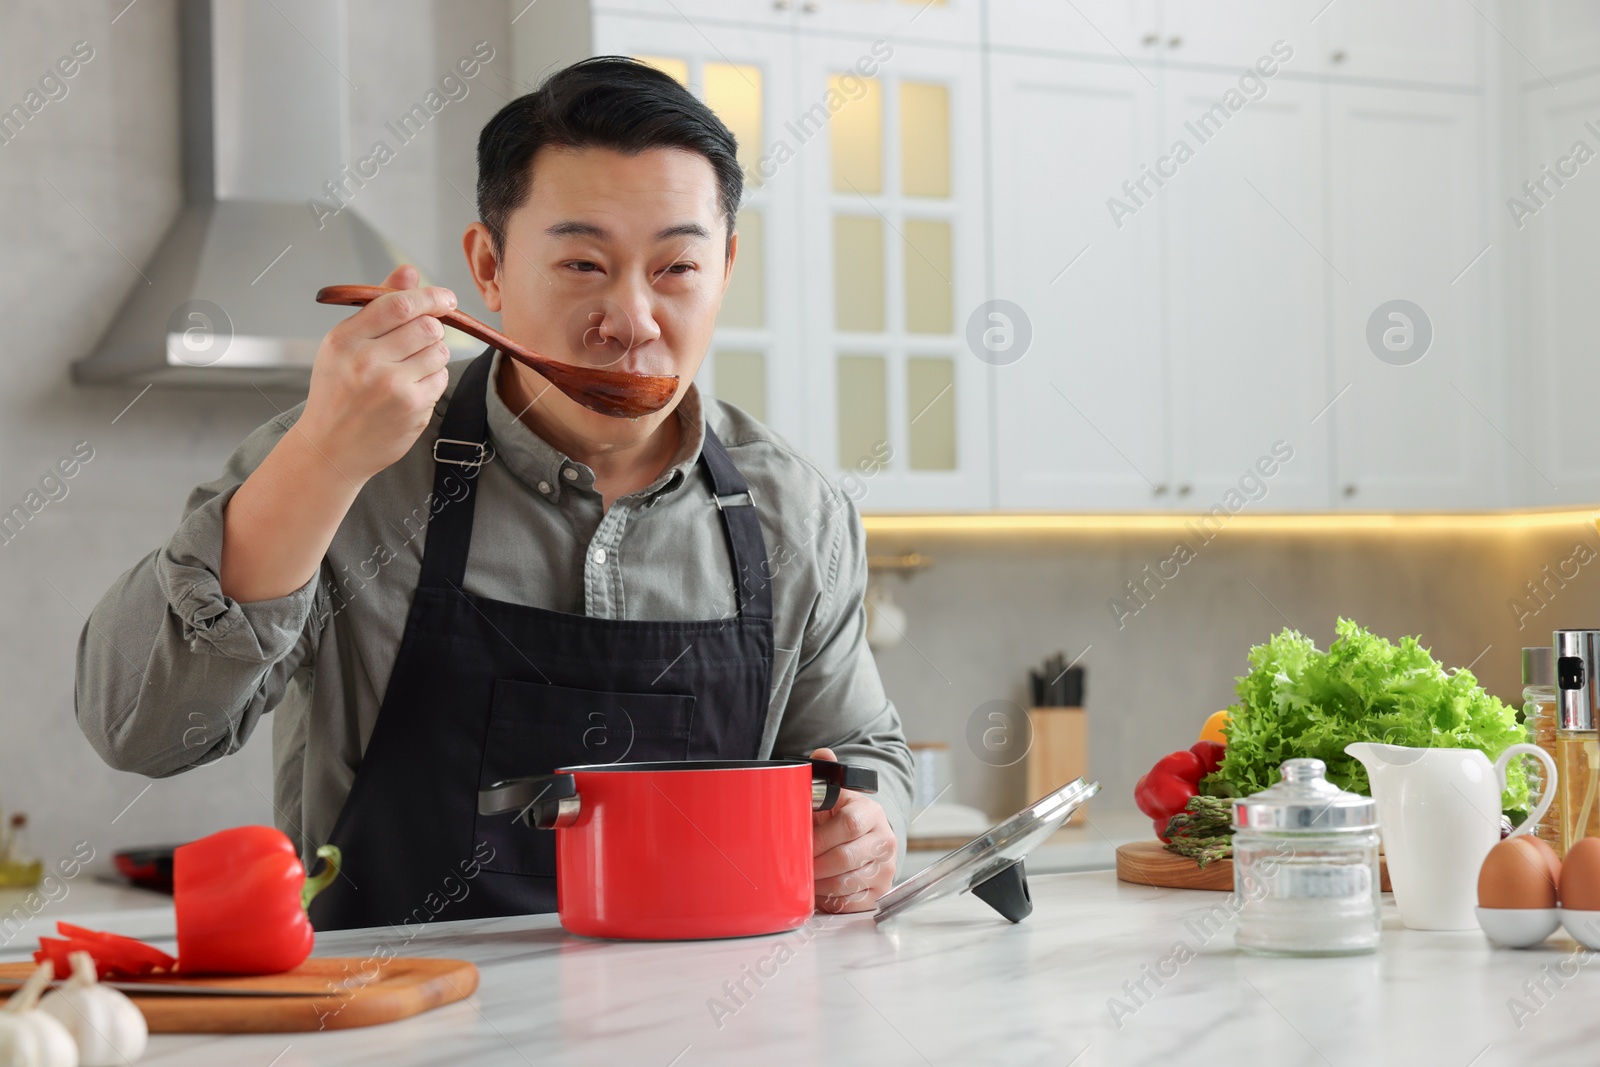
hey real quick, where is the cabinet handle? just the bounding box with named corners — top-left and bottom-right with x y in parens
top-left (1167, 35), bottom-right (1183, 49)
top-left (773, 0), bottom-right (790, 8)
top-left (801, 0), bottom-right (817, 10)
top-left (1153, 484), bottom-right (1170, 497)
top-left (1141, 33), bottom-right (1160, 47)
top-left (1342, 484), bottom-right (1357, 498)
top-left (1330, 50), bottom-right (1347, 64)
top-left (1177, 484), bottom-right (1192, 497)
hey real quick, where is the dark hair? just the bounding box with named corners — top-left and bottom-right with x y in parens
top-left (475, 56), bottom-right (743, 261)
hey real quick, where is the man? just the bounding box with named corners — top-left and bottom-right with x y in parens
top-left (74, 56), bottom-right (913, 929)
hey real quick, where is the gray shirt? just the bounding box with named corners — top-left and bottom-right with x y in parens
top-left (74, 349), bottom-right (913, 868)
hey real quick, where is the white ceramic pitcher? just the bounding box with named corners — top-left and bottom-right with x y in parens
top-left (1344, 742), bottom-right (1556, 930)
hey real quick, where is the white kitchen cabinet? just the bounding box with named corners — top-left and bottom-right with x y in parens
top-left (523, 1), bottom-right (1513, 515)
top-left (793, 33), bottom-right (991, 509)
top-left (1163, 72), bottom-right (1332, 510)
top-left (791, 0), bottom-right (981, 44)
top-left (988, 54), bottom-right (1168, 510)
top-left (1326, 85), bottom-right (1501, 510)
top-left (1159, 0), bottom-right (1320, 71)
top-left (598, 0), bottom-right (980, 40)
top-left (594, 0), bottom-right (796, 30)
top-left (1316, 0), bottom-right (1482, 85)
top-left (1518, 2), bottom-right (1600, 84)
top-left (986, 0), bottom-right (1162, 63)
top-left (1516, 80), bottom-right (1600, 505)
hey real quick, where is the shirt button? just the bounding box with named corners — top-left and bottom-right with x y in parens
top-left (563, 468), bottom-right (578, 482)
top-left (537, 480), bottom-right (551, 495)
top-left (592, 548), bottom-right (608, 564)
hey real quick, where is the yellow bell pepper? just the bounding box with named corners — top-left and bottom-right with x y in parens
top-left (1199, 710), bottom-right (1229, 745)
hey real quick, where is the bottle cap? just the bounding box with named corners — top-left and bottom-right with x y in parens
top-left (1555, 630), bottom-right (1600, 732)
top-left (1523, 646), bottom-right (1554, 688)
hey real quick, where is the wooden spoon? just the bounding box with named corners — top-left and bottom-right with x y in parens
top-left (315, 284), bottom-right (679, 419)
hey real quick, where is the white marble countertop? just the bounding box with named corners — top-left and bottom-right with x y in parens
top-left (6, 866), bottom-right (1599, 1065)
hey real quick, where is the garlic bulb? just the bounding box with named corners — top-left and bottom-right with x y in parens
top-left (38, 953), bottom-right (145, 1066)
top-left (0, 961), bottom-right (77, 1067)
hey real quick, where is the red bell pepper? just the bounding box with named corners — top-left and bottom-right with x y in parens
top-left (1134, 749), bottom-right (1209, 842)
top-left (1190, 740), bottom-right (1226, 778)
top-left (174, 826), bottom-right (341, 975)
top-left (33, 826), bottom-right (339, 978)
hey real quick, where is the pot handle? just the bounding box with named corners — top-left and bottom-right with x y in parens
top-left (810, 758), bottom-right (879, 811)
top-left (478, 774), bottom-right (581, 829)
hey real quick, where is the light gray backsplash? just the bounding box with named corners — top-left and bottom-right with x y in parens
top-left (865, 525), bottom-right (1600, 822)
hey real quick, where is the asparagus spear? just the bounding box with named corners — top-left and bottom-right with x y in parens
top-left (1162, 795), bottom-right (1234, 868)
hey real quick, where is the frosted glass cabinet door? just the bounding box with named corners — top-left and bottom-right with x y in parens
top-left (1163, 72), bottom-right (1332, 510)
top-left (1327, 85), bottom-right (1499, 510)
top-left (594, 13), bottom-right (807, 444)
top-left (795, 34), bottom-right (990, 511)
top-left (989, 52), bottom-right (1168, 510)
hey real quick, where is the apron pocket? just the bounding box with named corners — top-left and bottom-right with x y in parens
top-left (473, 677), bottom-right (697, 877)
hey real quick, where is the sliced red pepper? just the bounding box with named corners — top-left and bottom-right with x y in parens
top-left (33, 924), bottom-right (175, 980)
top-left (57, 923), bottom-right (176, 972)
top-left (174, 826), bottom-right (340, 976)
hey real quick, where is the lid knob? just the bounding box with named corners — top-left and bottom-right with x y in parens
top-left (1279, 758), bottom-right (1325, 783)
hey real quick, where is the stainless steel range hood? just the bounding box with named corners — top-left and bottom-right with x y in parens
top-left (74, 0), bottom-right (451, 388)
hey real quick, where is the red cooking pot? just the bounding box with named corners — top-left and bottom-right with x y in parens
top-left (478, 758), bottom-right (877, 940)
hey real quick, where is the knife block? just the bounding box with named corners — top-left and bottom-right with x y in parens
top-left (1026, 707), bottom-right (1088, 822)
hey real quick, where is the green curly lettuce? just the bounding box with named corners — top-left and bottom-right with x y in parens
top-left (1212, 618), bottom-right (1529, 812)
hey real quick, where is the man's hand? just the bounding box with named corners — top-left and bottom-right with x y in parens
top-left (297, 264), bottom-right (458, 484)
top-left (219, 265), bottom-right (456, 603)
top-left (810, 747), bottom-right (897, 913)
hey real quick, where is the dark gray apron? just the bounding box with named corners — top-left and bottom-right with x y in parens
top-left (309, 351), bottom-right (774, 930)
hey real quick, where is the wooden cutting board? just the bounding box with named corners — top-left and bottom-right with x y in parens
top-left (0, 957), bottom-right (478, 1032)
top-left (1116, 840), bottom-right (1392, 892)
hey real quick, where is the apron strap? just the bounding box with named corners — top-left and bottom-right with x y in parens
top-left (418, 351), bottom-right (774, 622)
top-left (418, 350), bottom-right (494, 591)
top-left (699, 426), bottom-right (773, 622)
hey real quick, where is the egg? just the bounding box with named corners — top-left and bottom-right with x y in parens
top-left (1478, 836), bottom-right (1559, 909)
top-left (1524, 835), bottom-right (1562, 887)
top-left (1559, 837), bottom-right (1600, 910)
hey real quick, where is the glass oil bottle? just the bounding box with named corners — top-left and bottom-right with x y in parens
top-left (1524, 646), bottom-right (1562, 851)
top-left (1555, 630), bottom-right (1600, 856)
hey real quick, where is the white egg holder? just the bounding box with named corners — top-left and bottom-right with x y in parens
top-left (1476, 907), bottom-right (1600, 949)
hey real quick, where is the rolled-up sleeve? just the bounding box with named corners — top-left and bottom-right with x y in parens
top-left (75, 407), bottom-right (326, 779)
top-left (772, 490), bottom-right (915, 857)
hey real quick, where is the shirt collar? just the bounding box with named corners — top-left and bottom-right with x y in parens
top-left (480, 347), bottom-right (706, 506)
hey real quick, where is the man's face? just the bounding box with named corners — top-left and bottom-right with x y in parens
top-left (477, 144), bottom-right (733, 443)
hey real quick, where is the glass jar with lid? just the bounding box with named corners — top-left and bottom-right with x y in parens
top-left (1232, 758), bottom-right (1381, 956)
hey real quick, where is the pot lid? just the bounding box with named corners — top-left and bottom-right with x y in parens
top-left (874, 777), bottom-right (1099, 925)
